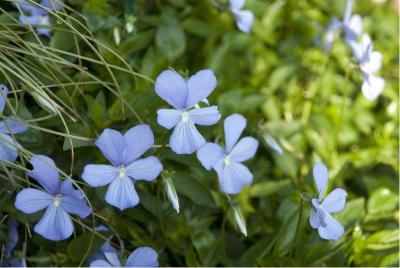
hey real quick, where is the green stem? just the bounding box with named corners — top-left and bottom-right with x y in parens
top-left (290, 197), bottom-right (304, 257)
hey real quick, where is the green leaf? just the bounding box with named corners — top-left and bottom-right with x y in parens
top-left (67, 232), bottom-right (110, 262)
top-left (173, 174), bottom-right (215, 208)
top-left (366, 229), bottom-right (399, 250)
top-left (249, 179), bottom-right (291, 197)
top-left (155, 14), bottom-right (186, 61)
top-left (336, 198), bottom-right (365, 227)
top-left (367, 188), bottom-right (398, 215)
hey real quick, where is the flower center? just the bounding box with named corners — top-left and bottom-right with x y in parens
top-left (181, 111), bottom-right (190, 122)
top-left (119, 166), bottom-right (126, 178)
top-left (224, 155), bottom-right (231, 166)
top-left (54, 194), bottom-right (62, 207)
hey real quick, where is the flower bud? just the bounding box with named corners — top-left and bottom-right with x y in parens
top-left (164, 176), bottom-right (179, 213)
top-left (232, 205), bottom-right (247, 237)
top-left (113, 27), bottom-right (121, 46)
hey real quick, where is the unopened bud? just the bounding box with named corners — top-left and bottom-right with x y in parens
top-left (113, 27), bottom-right (121, 46)
top-left (233, 205), bottom-right (247, 237)
top-left (164, 176), bottom-right (179, 213)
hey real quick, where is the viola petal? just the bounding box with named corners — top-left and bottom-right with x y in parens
top-left (169, 120), bottom-right (205, 154)
top-left (126, 247), bottom-right (159, 267)
top-left (197, 142), bottom-right (225, 170)
top-left (124, 124), bottom-right (155, 164)
top-left (105, 176), bottom-right (139, 210)
top-left (34, 205), bottom-right (74, 241)
top-left (186, 70), bottom-right (217, 108)
top-left (155, 70), bottom-right (188, 109)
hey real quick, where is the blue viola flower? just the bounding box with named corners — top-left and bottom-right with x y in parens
top-left (197, 114), bottom-right (259, 194)
top-left (0, 84), bottom-right (28, 163)
top-left (90, 246), bottom-right (159, 267)
top-left (2, 220), bottom-right (27, 268)
top-left (229, 0), bottom-right (254, 33)
top-left (87, 225), bottom-right (115, 265)
top-left (348, 34), bottom-right (385, 101)
top-left (15, 0), bottom-right (63, 37)
top-left (82, 125), bottom-right (163, 210)
top-left (4, 220), bottom-right (18, 255)
top-left (310, 162), bottom-right (347, 241)
top-left (155, 70), bottom-right (221, 154)
top-left (15, 155), bottom-right (91, 241)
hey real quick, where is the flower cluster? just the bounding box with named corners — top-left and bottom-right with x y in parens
top-left (2, 0), bottom-right (363, 263)
top-left (325, 0), bottom-right (384, 101)
top-left (14, 0), bottom-right (62, 37)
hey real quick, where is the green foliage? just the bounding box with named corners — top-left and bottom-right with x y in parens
top-left (0, 0), bottom-right (398, 267)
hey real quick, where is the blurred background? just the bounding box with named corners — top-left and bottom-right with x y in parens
top-left (0, 0), bottom-right (398, 266)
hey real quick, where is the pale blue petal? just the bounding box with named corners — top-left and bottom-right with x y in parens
top-left (324, 17), bottom-right (342, 51)
top-left (0, 133), bottom-right (19, 163)
top-left (19, 14), bottom-right (42, 25)
top-left (229, 0), bottom-right (245, 11)
top-left (234, 10), bottom-right (254, 33)
top-left (59, 181), bottom-right (91, 218)
top-left (0, 84), bottom-right (8, 114)
top-left (105, 176), bottom-right (139, 210)
top-left (313, 162), bottom-right (328, 201)
top-left (186, 70), bottom-right (217, 108)
top-left (95, 128), bottom-right (127, 166)
top-left (317, 212), bottom-right (344, 241)
top-left (126, 247), bottom-right (159, 267)
top-left (59, 179), bottom-right (82, 199)
top-left (157, 109), bottom-right (182, 129)
top-left (309, 207), bottom-right (319, 229)
top-left (362, 74), bottom-right (385, 101)
top-left (169, 120), bottom-right (205, 154)
top-left (125, 156), bottom-right (162, 181)
top-left (104, 252), bottom-right (121, 267)
top-left (344, 14), bottom-right (362, 43)
top-left (34, 205), bottom-right (74, 241)
top-left (224, 114), bottom-right (246, 152)
top-left (311, 198), bottom-right (326, 227)
top-left (40, 0), bottom-right (63, 11)
top-left (343, 0), bottom-right (353, 24)
top-left (124, 125), bottom-right (154, 164)
top-left (214, 160), bottom-right (253, 194)
top-left (82, 164), bottom-right (119, 187)
top-left (349, 33), bottom-right (371, 62)
top-left (196, 142), bottom-right (225, 170)
top-left (90, 260), bottom-right (112, 267)
top-left (15, 188), bottom-right (53, 214)
top-left (321, 188), bottom-right (347, 213)
top-left (229, 137), bottom-right (258, 162)
top-left (188, 106), bottom-right (221, 126)
top-left (5, 220), bottom-right (18, 255)
top-left (263, 134), bottom-right (283, 154)
top-left (0, 116), bottom-right (28, 134)
top-left (36, 26), bottom-right (51, 37)
top-left (60, 194), bottom-right (91, 218)
top-left (155, 70), bottom-right (188, 109)
top-left (28, 155), bottom-right (59, 194)
top-left (360, 51), bottom-right (382, 74)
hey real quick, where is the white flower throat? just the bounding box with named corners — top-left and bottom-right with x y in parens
top-left (224, 155), bottom-right (231, 166)
top-left (181, 111), bottom-right (190, 122)
top-left (54, 194), bottom-right (62, 207)
top-left (119, 166), bottom-right (126, 178)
